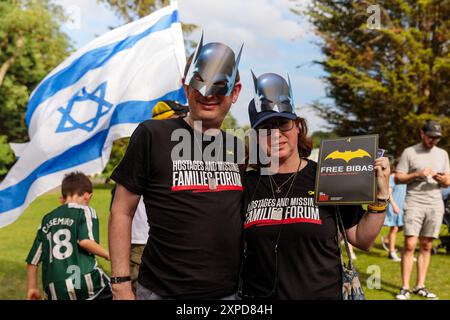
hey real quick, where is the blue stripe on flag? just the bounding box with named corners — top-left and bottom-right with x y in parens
top-left (110, 87), bottom-right (186, 126)
top-left (25, 10), bottom-right (179, 127)
top-left (0, 87), bottom-right (185, 214)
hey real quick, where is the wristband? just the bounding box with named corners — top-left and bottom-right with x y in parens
top-left (111, 276), bottom-right (131, 284)
top-left (367, 203), bottom-right (387, 213)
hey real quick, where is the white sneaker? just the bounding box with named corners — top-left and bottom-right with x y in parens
top-left (388, 251), bottom-right (401, 262)
top-left (413, 286), bottom-right (438, 300)
top-left (396, 288), bottom-right (410, 300)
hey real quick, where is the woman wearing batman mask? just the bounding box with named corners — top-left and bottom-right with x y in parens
top-left (238, 72), bottom-right (391, 299)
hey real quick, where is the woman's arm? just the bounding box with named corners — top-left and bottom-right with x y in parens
top-left (390, 196), bottom-right (400, 214)
top-left (346, 213), bottom-right (385, 251)
top-left (346, 157), bottom-right (390, 251)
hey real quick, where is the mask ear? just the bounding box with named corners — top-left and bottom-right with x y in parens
top-left (251, 70), bottom-right (263, 112)
top-left (287, 73), bottom-right (295, 108)
top-left (226, 43), bottom-right (244, 96)
top-left (251, 70), bottom-right (258, 95)
top-left (185, 31), bottom-right (204, 85)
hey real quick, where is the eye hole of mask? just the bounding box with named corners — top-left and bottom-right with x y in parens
top-left (213, 80), bottom-right (228, 87)
top-left (193, 74), bottom-right (204, 82)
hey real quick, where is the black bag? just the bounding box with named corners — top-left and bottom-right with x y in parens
top-left (335, 207), bottom-right (366, 300)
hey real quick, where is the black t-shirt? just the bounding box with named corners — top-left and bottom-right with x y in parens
top-left (111, 118), bottom-right (244, 299)
top-left (241, 160), bottom-right (364, 300)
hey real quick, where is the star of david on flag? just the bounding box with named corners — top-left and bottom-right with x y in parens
top-left (56, 82), bottom-right (113, 133)
top-left (56, 82), bottom-right (113, 132)
top-left (0, 1), bottom-right (186, 227)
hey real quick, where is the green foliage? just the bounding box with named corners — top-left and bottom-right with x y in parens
top-left (0, 136), bottom-right (14, 176)
top-left (221, 113), bottom-right (238, 130)
top-left (311, 130), bottom-right (339, 148)
top-left (102, 137), bottom-right (129, 181)
top-left (294, 0), bottom-right (450, 156)
top-left (0, 0), bottom-right (72, 178)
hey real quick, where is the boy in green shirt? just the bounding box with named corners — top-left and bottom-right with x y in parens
top-left (26, 172), bottom-right (111, 300)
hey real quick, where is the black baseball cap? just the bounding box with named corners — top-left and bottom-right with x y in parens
top-left (248, 99), bottom-right (297, 128)
top-left (422, 120), bottom-right (442, 138)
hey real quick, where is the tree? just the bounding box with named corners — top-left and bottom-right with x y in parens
top-left (97, 0), bottom-right (197, 49)
top-left (102, 137), bottom-right (130, 181)
top-left (311, 130), bottom-right (339, 149)
top-left (0, 0), bottom-right (71, 178)
top-left (293, 0), bottom-right (450, 156)
top-left (0, 136), bottom-right (14, 177)
top-left (221, 113), bottom-right (238, 130)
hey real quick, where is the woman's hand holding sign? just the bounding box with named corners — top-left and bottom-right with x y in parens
top-left (374, 157), bottom-right (390, 200)
top-left (346, 157), bottom-right (390, 251)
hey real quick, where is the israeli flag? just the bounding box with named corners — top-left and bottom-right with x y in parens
top-left (0, 2), bottom-right (186, 227)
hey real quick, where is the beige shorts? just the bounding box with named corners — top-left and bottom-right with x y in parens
top-left (404, 205), bottom-right (444, 239)
top-left (129, 244), bottom-right (145, 293)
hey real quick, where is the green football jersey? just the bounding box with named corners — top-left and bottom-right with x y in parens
top-left (26, 203), bottom-right (110, 300)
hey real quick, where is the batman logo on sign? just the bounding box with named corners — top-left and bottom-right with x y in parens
top-left (324, 149), bottom-right (371, 163)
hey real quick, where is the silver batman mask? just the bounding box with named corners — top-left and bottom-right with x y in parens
top-left (252, 71), bottom-right (295, 113)
top-left (185, 33), bottom-right (243, 97)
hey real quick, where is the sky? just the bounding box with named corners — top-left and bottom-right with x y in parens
top-left (54, 0), bottom-right (329, 132)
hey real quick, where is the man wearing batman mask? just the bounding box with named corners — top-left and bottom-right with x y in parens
top-left (109, 35), bottom-right (244, 300)
top-left (183, 36), bottom-right (242, 130)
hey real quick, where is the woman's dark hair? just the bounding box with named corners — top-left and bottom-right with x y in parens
top-left (296, 117), bottom-right (313, 158)
top-left (61, 172), bottom-right (93, 198)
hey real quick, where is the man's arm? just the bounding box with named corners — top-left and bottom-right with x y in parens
top-left (27, 264), bottom-right (41, 300)
top-left (108, 183), bottom-right (140, 300)
top-left (78, 240), bottom-right (110, 260)
top-left (433, 173), bottom-right (450, 187)
top-left (395, 167), bottom-right (433, 184)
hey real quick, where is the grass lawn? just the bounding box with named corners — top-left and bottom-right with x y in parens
top-left (352, 225), bottom-right (450, 300)
top-left (0, 185), bottom-right (449, 300)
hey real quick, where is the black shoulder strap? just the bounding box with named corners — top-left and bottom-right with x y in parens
top-left (334, 206), bottom-right (353, 269)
